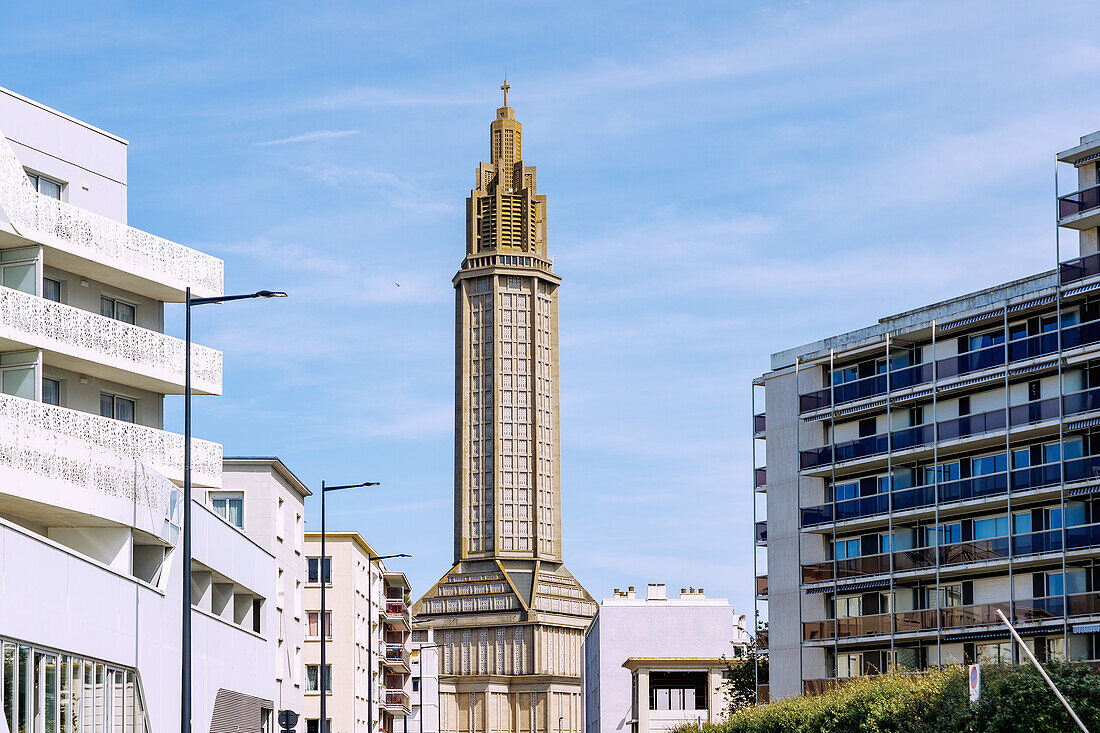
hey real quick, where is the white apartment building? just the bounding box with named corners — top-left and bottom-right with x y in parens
top-left (222, 458), bottom-right (312, 729)
top-left (407, 630), bottom-right (439, 733)
top-left (583, 584), bottom-right (749, 733)
top-left (303, 533), bottom-right (412, 733)
top-left (0, 86), bottom-right (278, 733)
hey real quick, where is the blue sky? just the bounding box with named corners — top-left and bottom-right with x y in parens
top-left (6, 1), bottom-right (1100, 620)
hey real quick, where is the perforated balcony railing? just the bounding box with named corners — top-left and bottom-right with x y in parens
top-left (0, 284), bottom-right (221, 394)
top-left (0, 129), bottom-right (223, 300)
top-left (0, 391), bottom-right (221, 489)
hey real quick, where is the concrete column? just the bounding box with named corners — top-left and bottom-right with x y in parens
top-left (635, 671), bottom-right (649, 733)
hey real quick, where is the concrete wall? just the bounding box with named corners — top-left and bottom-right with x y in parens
top-left (585, 598), bottom-right (735, 733)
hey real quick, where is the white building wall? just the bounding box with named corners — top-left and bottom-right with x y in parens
top-left (582, 587), bottom-right (745, 733)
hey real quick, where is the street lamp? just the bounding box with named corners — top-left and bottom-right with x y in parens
top-left (182, 288), bottom-right (286, 733)
top-left (367, 552), bottom-right (411, 733)
top-left (319, 480), bottom-right (383, 733)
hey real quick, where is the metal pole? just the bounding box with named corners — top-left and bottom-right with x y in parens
top-left (996, 608), bottom-right (1089, 732)
top-left (182, 287), bottom-right (192, 733)
top-left (321, 481), bottom-right (327, 733)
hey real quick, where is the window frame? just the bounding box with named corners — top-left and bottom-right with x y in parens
top-left (99, 296), bottom-right (137, 325)
top-left (99, 392), bottom-right (137, 423)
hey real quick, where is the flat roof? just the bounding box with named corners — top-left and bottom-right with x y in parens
top-left (223, 456), bottom-right (312, 497)
top-left (622, 657), bottom-right (727, 670)
top-left (0, 86), bottom-right (128, 145)
top-left (304, 531), bottom-right (378, 558)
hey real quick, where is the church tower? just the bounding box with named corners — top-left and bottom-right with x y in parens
top-left (412, 83), bottom-right (596, 733)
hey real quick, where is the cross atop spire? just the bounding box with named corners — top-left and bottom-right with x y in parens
top-left (501, 79), bottom-right (511, 108)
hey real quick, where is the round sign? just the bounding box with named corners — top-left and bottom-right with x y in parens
top-left (279, 710), bottom-right (300, 730)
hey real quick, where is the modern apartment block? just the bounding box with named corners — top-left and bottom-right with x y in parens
top-left (303, 532), bottom-right (412, 733)
top-left (222, 457), bottom-right (312, 728)
top-left (583, 584), bottom-right (749, 733)
top-left (412, 83), bottom-right (596, 733)
top-left (0, 86), bottom-right (279, 732)
top-left (408, 629), bottom-right (440, 733)
top-left (754, 128), bottom-right (1100, 699)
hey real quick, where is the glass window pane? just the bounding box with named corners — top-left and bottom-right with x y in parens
top-left (3, 643), bottom-right (14, 733)
top-left (100, 394), bottom-right (114, 419)
top-left (18, 645), bottom-right (29, 733)
top-left (115, 399), bottom-right (135, 424)
top-left (100, 297), bottom-right (115, 319)
top-left (39, 179), bottom-right (61, 200)
top-left (44, 655), bottom-right (57, 733)
top-left (43, 378), bottom-right (60, 406)
top-left (115, 302), bottom-right (135, 325)
top-left (2, 368), bottom-right (36, 400)
top-left (228, 499), bottom-right (243, 528)
top-left (43, 279), bottom-right (61, 302)
top-left (3, 264), bottom-right (36, 295)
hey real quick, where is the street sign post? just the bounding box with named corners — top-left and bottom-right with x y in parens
top-left (968, 664), bottom-right (981, 704)
top-left (279, 710), bottom-right (299, 732)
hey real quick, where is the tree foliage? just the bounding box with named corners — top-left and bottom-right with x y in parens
top-left (678, 662), bottom-right (1100, 733)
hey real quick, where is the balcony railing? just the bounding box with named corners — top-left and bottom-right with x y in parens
top-left (0, 284), bottom-right (221, 393)
top-left (756, 630), bottom-right (768, 650)
top-left (755, 521), bottom-right (767, 543)
top-left (800, 386), bottom-right (1100, 470)
top-left (383, 690), bottom-right (410, 711)
top-left (753, 413), bottom-right (766, 435)
top-left (797, 320), bottom-right (1100, 413)
top-left (804, 593), bottom-right (1100, 642)
top-left (1059, 184), bottom-right (1100, 219)
top-left (755, 575), bottom-right (768, 597)
top-left (0, 129), bottom-right (223, 299)
top-left (754, 467), bottom-right (766, 489)
top-left (802, 521), bottom-right (1100, 584)
top-left (384, 645), bottom-right (410, 668)
top-left (1062, 252), bottom-right (1100, 285)
top-left (385, 600), bottom-right (407, 616)
top-left (802, 459), bottom-right (1069, 527)
top-left (0, 390), bottom-right (221, 489)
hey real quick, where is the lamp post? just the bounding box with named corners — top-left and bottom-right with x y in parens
top-left (367, 552), bottom-right (411, 733)
top-left (318, 481), bottom-right (383, 733)
top-left (182, 288), bottom-right (285, 733)
top-left (414, 643), bottom-right (443, 733)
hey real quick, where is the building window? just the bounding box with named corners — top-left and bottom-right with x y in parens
top-left (648, 671), bottom-right (707, 711)
top-left (307, 611), bottom-right (333, 639)
top-left (42, 378), bottom-right (60, 406)
top-left (26, 172), bottom-right (62, 200)
top-left (412, 678), bottom-right (420, 692)
top-left (100, 296), bottom-right (136, 324)
top-left (210, 493), bottom-right (244, 528)
top-left (42, 278), bottom-right (62, 302)
top-left (308, 557), bottom-right (332, 584)
top-left (306, 665), bottom-right (332, 693)
top-left (306, 720), bottom-right (331, 733)
top-left (100, 393), bottom-right (135, 423)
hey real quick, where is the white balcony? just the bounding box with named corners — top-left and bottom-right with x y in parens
top-left (0, 129), bottom-right (223, 301)
top-left (0, 284), bottom-right (221, 395)
top-left (0, 390), bottom-right (221, 489)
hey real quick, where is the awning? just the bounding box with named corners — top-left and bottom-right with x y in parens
top-left (1067, 417), bottom-right (1100, 431)
top-left (941, 373), bottom-right (1002, 392)
top-left (1009, 361), bottom-right (1057, 376)
top-left (1068, 484), bottom-right (1100, 497)
top-left (1073, 623), bottom-right (1100, 634)
top-left (940, 312), bottom-right (1001, 332)
top-left (805, 579), bottom-right (891, 595)
top-left (1007, 295), bottom-right (1057, 313)
top-left (944, 625), bottom-right (1054, 643)
top-left (1063, 281), bottom-right (1100, 298)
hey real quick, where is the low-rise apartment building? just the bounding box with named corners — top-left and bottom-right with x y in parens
top-left (0, 86), bottom-right (276, 732)
top-left (303, 532), bottom-right (412, 733)
top-left (583, 584), bottom-right (749, 733)
top-left (755, 129), bottom-right (1100, 699)
top-left (222, 457), bottom-right (312, 728)
top-left (408, 629), bottom-right (440, 733)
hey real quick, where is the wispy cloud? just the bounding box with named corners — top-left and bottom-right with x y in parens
top-left (257, 129), bottom-right (359, 146)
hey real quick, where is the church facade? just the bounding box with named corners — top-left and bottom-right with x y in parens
top-left (411, 85), bottom-right (596, 733)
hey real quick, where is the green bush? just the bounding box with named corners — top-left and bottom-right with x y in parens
top-left (675, 663), bottom-right (1100, 733)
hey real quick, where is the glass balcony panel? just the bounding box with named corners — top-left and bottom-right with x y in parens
top-left (940, 601), bottom-right (1010, 629)
top-left (1063, 319), bottom-right (1100, 349)
top-left (892, 485), bottom-right (936, 512)
top-left (936, 344), bottom-right (1005, 380)
top-left (801, 504), bottom-right (833, 526)
top-left (1064, 386), bottom-right (1100, 416)
top-left (1066, 523), bottom-right (1100, 550)
top-left (1064, 455), bottom-right (1100, 483)
top-left (891, 424), bottom-right (934, 451)
top-left (894, 609), bottom-right (937, 633)
top-left (1011, 463), bottom-right (1062, 492)
top-left (755, 521), bottom-right (767, 543)
top-left (893, 547), bottom-right (936, 572)
top-left (1069, 592), bottom-right (1100, 616)
top-left (1008, 397), bottom-right (1060, 426)
top-left (754, 467), bottom-right (767, 488)
top-left (1013, 528), bottom-right (1062, 556)
top-left (753, 413), bottom-right (766, 434)
top-left (939, 537), bottom-right (1010, 565)
top-left (1059, 184), bottom-right (1100, 218)
top-left (802, 620), bottom-right (834, 641)
top-left (937, 408), bottom-right (1006, 441)
top-left (889, 363), bottom-right (933, 391)
top-left (1008, 332), bottom-right (1060, 362)
top-left (1061, 252), bottom-right (1100, 285)
top-left (755, 575), bottom-right (768, 596)
top-left (1014, 595), bottom-right (1065, 621)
